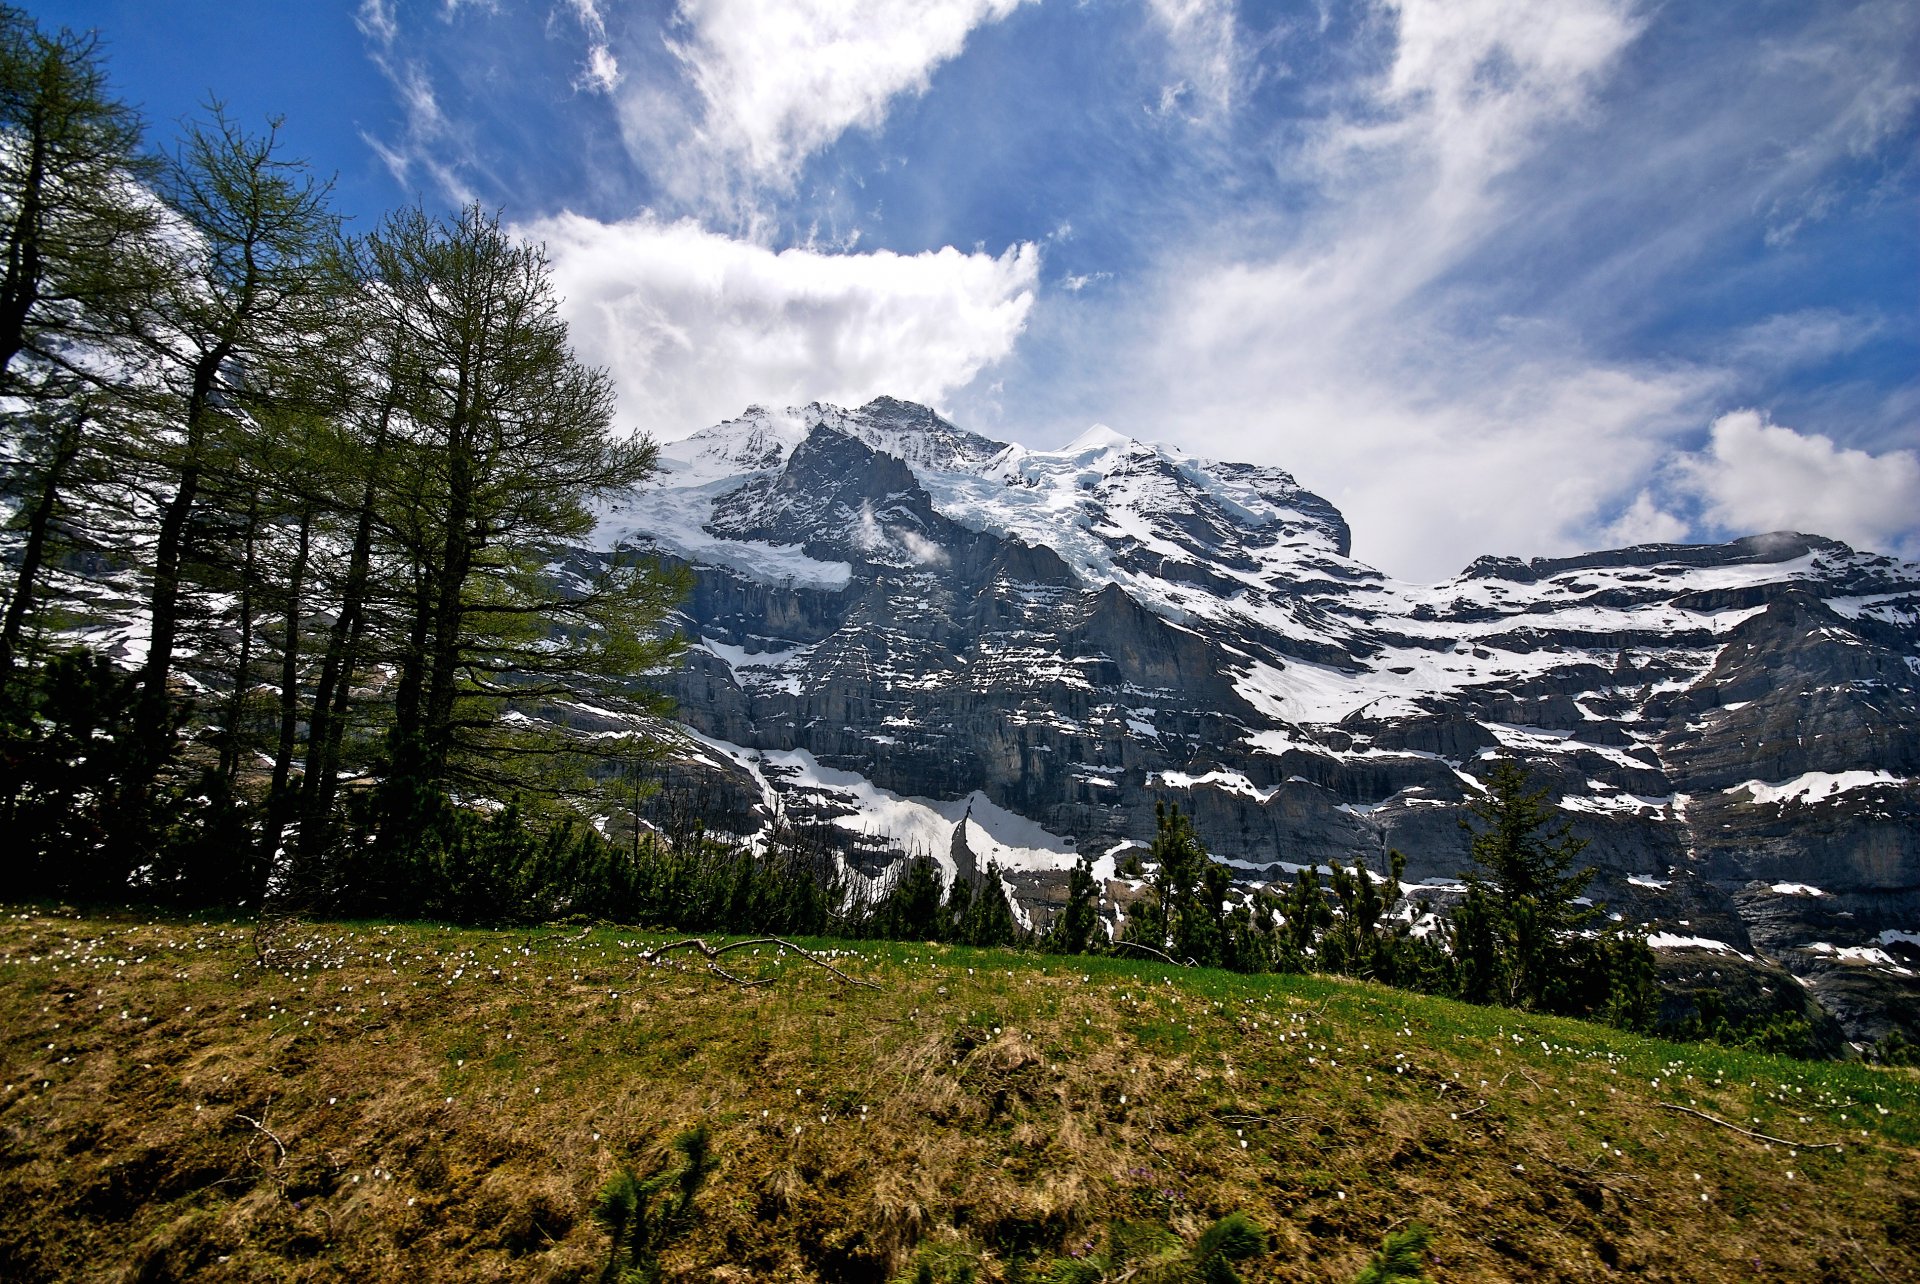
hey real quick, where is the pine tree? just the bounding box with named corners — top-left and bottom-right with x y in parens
top-left (1353, 1222), bottom-right (1432, 1283)
top-left (1043, 851), bottom-right (1099, 954)
top-left (958, 860), bottom-right (1018, 946)
top-left (1454, 761), bottom-right (1599, 1011)
top-left (1127, 801), bottom-right (1213, 960)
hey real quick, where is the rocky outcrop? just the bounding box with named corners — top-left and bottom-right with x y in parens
top-left (605, 398), bottom-right (1920, 1044)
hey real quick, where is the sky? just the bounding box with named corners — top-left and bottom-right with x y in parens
top-left (34, 0), bottom-right (1920, 581)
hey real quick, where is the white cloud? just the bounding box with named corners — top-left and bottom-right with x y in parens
top-left (355, 0), bottom-right (479, 203)
top-left (1114, 0), bottom-right (1683, 580)
top-left (1600, 490), bottom-right (1691, 548)
top-left (1720, 308), bottom-right (1883, 371)
top-left (1146, 0), bottom-right (1240, 117)
top-left (1665, 411), bottom-right (1920, 557)
top-left (629, 0), bottom-right (1030, 207)
top-left (519, 212), bottom-right (1039, 438)
top-left (578, 43), bottom-right (621, 94)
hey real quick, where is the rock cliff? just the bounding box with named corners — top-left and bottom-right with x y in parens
top-left (600, 398), bottom-right (1920, 1043)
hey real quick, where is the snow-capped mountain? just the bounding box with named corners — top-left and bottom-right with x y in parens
top-left (599, 397), bottom-right (1920, 1042)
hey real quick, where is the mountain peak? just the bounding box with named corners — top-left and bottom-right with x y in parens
top-left (1060, 423), bottom-right (1138, 456)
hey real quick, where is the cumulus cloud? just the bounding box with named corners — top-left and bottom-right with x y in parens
top-left (1664, 411), bottom-right (1920, 557)
top-left (626, 0), bottom-right (1030, 207)
top-left (519, 212), bottom-right (1039, 438)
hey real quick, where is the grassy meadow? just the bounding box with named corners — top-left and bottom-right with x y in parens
top-left (1, 907), bottom-right (1915, 1282)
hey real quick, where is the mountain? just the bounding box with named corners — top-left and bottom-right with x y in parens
top-left (595, 397), bottom-right (1920, 1045)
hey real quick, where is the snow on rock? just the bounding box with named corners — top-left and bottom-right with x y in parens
top-left (1734, 771), bottom-right (1905, 806)
top-left (1648, 934), bottom-right (1754, 960)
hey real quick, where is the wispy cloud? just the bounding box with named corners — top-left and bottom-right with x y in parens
top-left (1145, 0), bottom-right (1241, 119)
top-left (520, 212), bottom-right (1039, 438)
top-left (1112, 0), bottom-right (1677, 579)
top-left (619, 0), bottom-right (1032, 216)
top-left (1074, 0), bottom-right (1920, 579)
top-left (354, 0), bottom-right (479, 203)
top-left (563, 0), bottom-right (621, 95)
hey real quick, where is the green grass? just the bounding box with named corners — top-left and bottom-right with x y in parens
top-left (1, 907), bottom-right (1916, 1282)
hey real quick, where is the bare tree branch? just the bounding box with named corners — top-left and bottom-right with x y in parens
top-left (1656, 1102), bottom-right (1843, 1150)
top-left (631, 937), bottom-right (880, 990)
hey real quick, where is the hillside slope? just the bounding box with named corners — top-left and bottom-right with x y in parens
top-left (2, 909), bottom-right (1915, 1282)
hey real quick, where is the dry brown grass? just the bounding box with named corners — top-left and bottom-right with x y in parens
top-left (1, 909), bottom-right (1917, 1282)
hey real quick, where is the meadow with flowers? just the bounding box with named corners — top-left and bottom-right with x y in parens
top-left (1, 906), bottom-right (1915, 1281)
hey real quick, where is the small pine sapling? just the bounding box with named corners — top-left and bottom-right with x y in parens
top-left (1192, 1211), bottom-right (1268, 1283)
top-left (1353, 1222), bottom-right (1433, 1284)
top-left (592, 1124), bottom-right (717, 1283)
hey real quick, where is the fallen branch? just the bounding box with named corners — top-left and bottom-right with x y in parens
top-left (1453, 1102), bottom-right (1489, 1119)
top-left (1848, 1232), bottom-right (1892, 1284)
top-left (1112, 940), bottom-right (1184, 967)
top-left (236, 1098), bottom-right (291, 1195)
top-left (236, 1110), bottom-right (288, 1166)
top-left (633, 938), bottom-right (880, 990)
top-left (1656, 1102), bottom-right (1843, 1151)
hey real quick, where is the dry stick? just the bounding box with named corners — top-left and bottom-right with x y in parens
top-left (236, 1099), bottom-right (291, 1195)
top-left (1847, 1232), bottom-right (1892, 1284)
top-left (1656, 1102), bottom-right (1844, 1150)
top-left (635, 937), bottom-right (880, 989)
top-left (1454, 1102), bottom-right (1490, 1119)
top-left (1112, 940), bottom-right (1183, 967)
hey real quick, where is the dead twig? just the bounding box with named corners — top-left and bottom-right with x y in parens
top-left (1219, 1113), bottom-right (1312, 1129)
top-left (1112, 940), bottom-right (1184, 967)
top-left (236, 1098), bottom-right (291, 1194)
top-left (633, 938), bottom-right (880, 989)
top-left (1847, 1232), bottom-right (1892, 1283)
top-left (1655, 1102), bottom-right (1843, 1151)
top-left (1453, 1102), bottom-right (1489, 1119)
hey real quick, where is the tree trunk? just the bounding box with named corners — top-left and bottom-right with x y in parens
top-left (297, 400), bottom-right (393, 861)
top-left (218, 490), bottom-right (260, 784)
top-left (133, 342), bottom-right (230, 786)
top-left (0, 409), bottom-right (82, 683)
top-left (0, 117), bottom-right (49, 384)
top-left (258, 503), bottom-right (312, 875)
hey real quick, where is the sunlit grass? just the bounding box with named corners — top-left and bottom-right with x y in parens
top-left (1, 907), bottom-right (1915, 1281)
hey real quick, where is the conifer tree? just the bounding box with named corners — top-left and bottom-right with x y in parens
top-left (1454, 761), bottom-right (1599, 1010)
top-left (0, 6), bottom-right (162, 389)
top-left (128, 106), bottom-right (342, 814)
top-left (349, 203), bottom-right (683, 893)
top-left (1043, 851), bottom-right (1099, 954)
top-left (0, 8), bottom-right (164, 682)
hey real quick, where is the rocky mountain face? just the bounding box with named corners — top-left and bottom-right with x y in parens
top-left (598, 397), bottom-right (1920, 1044)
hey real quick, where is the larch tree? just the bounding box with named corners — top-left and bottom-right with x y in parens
top-left (348, 203), bottom-right (683, 899)
top-left (128, 106), bottom-right (342, 818)
top-left (0, 6), bottom-right (165, 681)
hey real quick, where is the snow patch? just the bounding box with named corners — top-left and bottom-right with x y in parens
top-left (1734, 770), bottom-right (1904, 806)
top-left (1647, 933), bottom-right (1752, 959)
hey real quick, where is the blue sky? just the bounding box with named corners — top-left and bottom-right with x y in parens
top-left (35, 0), bottom-right (1920, 580)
